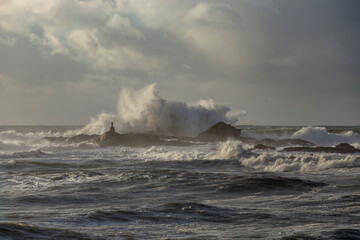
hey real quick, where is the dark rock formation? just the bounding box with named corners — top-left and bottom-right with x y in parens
top-left (194, 122), bottom-right (314, 148)
top-left (41, 136), bottom-right (68, 143)
top-left (69, 134), bottom-right (99, 143)
top-left (250, 144), bottom-right (276, 151)
top-left (196, 121), bottom-right (242, 141)
top-left (275, 139), bottom-right (314, 147)
top-left (94, 122), bottom-right (192, 147)
top-left (257, 138), bottom-right (314, 147)
top-left (335, 143), bottom-right (356, 151)
top-left (282, 143), bottom-right (360, 154)
top-left (40, 122), bottom-right (321, 149)
top-left (42, 135), bottom-right (99, 144)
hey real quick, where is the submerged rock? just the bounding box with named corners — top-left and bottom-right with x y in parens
top-left (250, 144), bottom-right (276, 151)
top-left (282, 143), bottom-right (360, 154)
top-left (335, 143), bottom-right (356, 151)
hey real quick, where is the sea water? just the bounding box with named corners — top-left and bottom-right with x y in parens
top-left (0, 125), bottom-right (359, 239)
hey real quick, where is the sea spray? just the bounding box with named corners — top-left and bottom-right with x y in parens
top-left (74, 84), bottom-right (245, 136)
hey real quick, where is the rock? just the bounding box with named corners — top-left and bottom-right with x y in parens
top-left (275, 139), bottom-right (314, 147)
top-left (196, 121), bottom-right (242, 141)
top-left (335, 143), bottom-right (356, 150)
top-left (256, 138), bottom-right (314, 147)
top-left (41, 136), bottom-right (68, 143)
top-left (69, 134), bottom-right (99, 143)
top-left (94, 122), bottom-right (192, 147)
top-left (251, 144), bottom-right (276, 151)
top-left (282, 143), bottom-right (360, 154)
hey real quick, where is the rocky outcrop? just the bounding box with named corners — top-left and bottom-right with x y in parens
top-left (69, 134), bottom-right (99, 143)
top-left (194, 122), bottom-right (314, 148)
top-left (94, 122), bottom-right (191, 147)
top-left (95, 132), bottom-right (191, 147)
top-left (282, 143), bottom-right (360, 154)
top-left (42, 135), bottom-right (99, 144)
top-left (250, 144), bottom-right (276, 151)
top-left (196, 121), bottom-right (242, 141)
top-left (40, 122), bottom-right (326, 149)
top-left (257, 138), bottom-right (314, 147)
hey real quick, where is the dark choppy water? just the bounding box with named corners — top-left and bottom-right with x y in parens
top-left (0, 126), bottom-right (360, 239)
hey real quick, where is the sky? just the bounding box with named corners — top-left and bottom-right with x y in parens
top-left (0, 0), bottom-right (359, 125)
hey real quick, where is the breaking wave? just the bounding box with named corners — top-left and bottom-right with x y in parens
top-left (75, 84), bottom-right (245, 136)
top-left (241, 126), bottom-right (360, 147)
top-left (0, 129), bottom-right (74, 152)
top-left (0, 149), bottom-right (46, 159)
top-left (138, 141), bottom-right (360, 172)
top-left (241, 152), bottom-right (360, 172)
top-left (207, 139), bottom-right (252, 160)
top-left (291, 126), bottom-right (360, 147)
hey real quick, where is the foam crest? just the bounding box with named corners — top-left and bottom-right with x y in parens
top-left (207, 139), bottom-right (251, 160)
top-left (76, 84), bottom-right (245, 136)
top-left (241, 152), bottom-right (360, 172)
top-left (291, 126), bottom-right (360, 146)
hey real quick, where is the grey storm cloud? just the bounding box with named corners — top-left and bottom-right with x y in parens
top-left (0, 0), bottom-right (359, 125)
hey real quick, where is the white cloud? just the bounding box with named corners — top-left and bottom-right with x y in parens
top-left (0, 0), bottom-right (159, 71)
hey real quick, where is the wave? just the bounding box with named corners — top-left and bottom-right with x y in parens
top-left (0, 222), bottom-right (96, 240)
top-left (0, 129), bottom-right (73, 152)
top-left (242, 152), bottom-right (360, 172)
top-left (139, 140), bottom-right (252, 162)
top-left (0, 149), bottom-right (46, 159)
top-left (78, 202), bottom-right (272, 225)
top-left (134, 141), bottom-right (360, 172)
top-left (216, 175), bottom-right (327, 194)
top-left (73, 83), bottom-right (245, 137)
top-left (206, 139), bottom-right (253, 160)
top-left (242, 126), bottom-right (360, 148)
top-left (291, 126), bottom-right (360, 147)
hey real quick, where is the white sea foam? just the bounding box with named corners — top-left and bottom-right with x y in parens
top-left (74, 84), bottom-right (245, 136)
top-left (136, 140), bottom-right (360, 172)
top-left (141, 146), bottom-right (208, 161)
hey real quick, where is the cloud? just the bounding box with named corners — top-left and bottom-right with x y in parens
top-left (181, 3), bottom-right (246, 67)
top-left (0, 35), bottom-right (16, 46)
top-left (0, 0), bottom-right (160, 71)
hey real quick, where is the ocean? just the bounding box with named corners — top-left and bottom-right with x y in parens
top-left (0, 125), bottom-right (359, 239)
